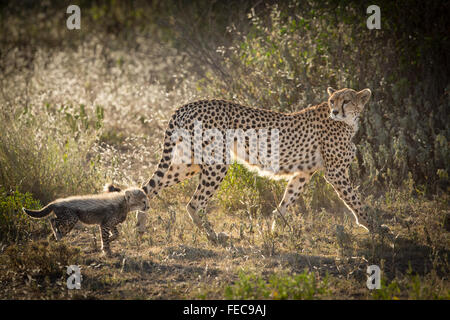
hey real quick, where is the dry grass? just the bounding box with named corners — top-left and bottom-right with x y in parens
top-left (1, 183), bottom-right (448, 299)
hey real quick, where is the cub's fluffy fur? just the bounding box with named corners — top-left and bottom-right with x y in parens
top-left (23, 187), bottom-right (148, 255)
top-left (103, 183), bottom-right (148, 236)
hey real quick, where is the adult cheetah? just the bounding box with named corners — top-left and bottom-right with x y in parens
top-left (142, 87), bottom-right (383, 244)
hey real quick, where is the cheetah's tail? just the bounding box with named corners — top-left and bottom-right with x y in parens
top-left (142, 117), bottom-right (177, 197)
top-left (22, 204), bottom-right (54, 218)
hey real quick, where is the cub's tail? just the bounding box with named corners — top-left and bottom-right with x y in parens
top-left (22, 204), bottom-right (54, 218)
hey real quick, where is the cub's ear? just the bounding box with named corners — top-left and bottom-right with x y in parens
top-left (125, 190), bottom-right (132, 201)
top-left (104, 183), bottom-right (121, 192)
top-left (357, 88), bottom-right (372, 106)
top-left (327, 87), bottom-right (336, 96)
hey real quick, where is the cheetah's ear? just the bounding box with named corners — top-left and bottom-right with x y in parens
top-left (357, 88), bottom-right (372, 106)
top-left (327, 87), bottom-right (336, 96)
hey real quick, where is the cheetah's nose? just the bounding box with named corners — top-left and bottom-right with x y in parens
top-left (332, 110), bottom-right (339, 116)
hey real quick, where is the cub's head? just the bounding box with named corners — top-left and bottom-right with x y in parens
top-left (124, 188), bottom-right (149, 211)
top-left (327, 87), bottom-right (371, 128)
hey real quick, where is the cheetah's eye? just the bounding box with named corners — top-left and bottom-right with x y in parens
top-left (343, 100), bottom-right (350, 105)
top-left (330, 100), bottom-right (334, 106)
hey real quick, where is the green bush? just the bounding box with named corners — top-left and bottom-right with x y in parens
top-left (217, 163), bottom-right (347, 217)
top-left (0, 188), bottom-right (46, 243)
top-left (217, 162), bottom-right (284, 216)
top-left (225, 270), bottom-right (329, 299)
top-left (372, 275), bottom-right (450, 300)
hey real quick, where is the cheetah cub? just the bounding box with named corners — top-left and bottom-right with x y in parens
top-left (23, 187), bottom-right (148, 256)
top-left (103, 183), bottom-right (148, 237)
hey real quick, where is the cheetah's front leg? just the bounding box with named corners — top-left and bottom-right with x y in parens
top-left (324, 168), bottom-right (373, 232)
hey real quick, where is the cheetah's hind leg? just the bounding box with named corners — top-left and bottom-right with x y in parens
top-left (271, 173), bottom-right (311, 233)
top-left (186, 164), bottom-right (230, 246)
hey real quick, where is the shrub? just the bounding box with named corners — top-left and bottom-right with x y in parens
top-left (225, 270), bottom-right (329, 299)
top-left (372, 275), bottom-right (450, 300)
top-left (217, 162), bottom-right (284, 217)
top-left (217, 163), bottom-right (347, 217)
top-left (0, 188), bottom-right (46, 243)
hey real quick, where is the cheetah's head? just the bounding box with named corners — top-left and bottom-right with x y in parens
top-left (124, 188), bottom-right (149, 211)
top-left (327, 87), bottom-right (371, 129)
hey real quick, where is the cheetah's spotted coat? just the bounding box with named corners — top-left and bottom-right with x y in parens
top-left (143, 87), bottom-right (378, 244)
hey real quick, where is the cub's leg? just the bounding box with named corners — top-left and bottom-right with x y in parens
top-left (50, 218), bottom-right (62, 241)
top-left (136, 211), bottom-right (147, 237)
top-left (51, 208), bottom-right (78, 241)
top-left (272, 172), bottom-right (311, 231)
top-left (186, 164), bottom-right (229, 244)
top-left (324, 167), bottom-right (373, 232)
top-left (99, 224), bottom-right (114, 256)
top-left (109, 226), bottom-right (119, 242)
